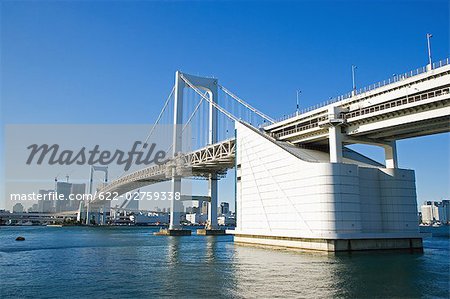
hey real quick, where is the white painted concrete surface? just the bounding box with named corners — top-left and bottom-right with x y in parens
top-left (230, 123), bottom-right (420, 250)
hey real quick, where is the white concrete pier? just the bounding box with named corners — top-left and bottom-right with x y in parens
top-left (228, 122), bottom-right (423, 252)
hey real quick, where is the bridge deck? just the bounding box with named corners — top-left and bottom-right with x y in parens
top-left (265, 64), bottom-right (450, 145)
top-left (92, 139), bottom-right (235, 202)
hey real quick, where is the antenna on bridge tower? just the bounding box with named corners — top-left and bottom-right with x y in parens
top-left (296, 90), bottom-right (301, 116)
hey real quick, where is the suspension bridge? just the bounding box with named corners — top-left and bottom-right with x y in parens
top-left (86, 58), bottom-right (450, 251)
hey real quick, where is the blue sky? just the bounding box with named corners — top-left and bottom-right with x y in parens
top-left (1, 0), bottom-right (449, 210)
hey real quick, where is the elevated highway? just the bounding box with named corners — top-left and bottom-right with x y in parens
top-left (265, 60), bottom-right (449, 146)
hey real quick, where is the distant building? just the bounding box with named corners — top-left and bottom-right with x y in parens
top-left (55, 182), bottom-right (72, 212)
top-left (133, 212), bottom-right (169, 225)
top-left (201, 201), bottom-right (208, 214)
top-left (55, 182), bottom-right (86, 212)
top-left (70, 183), bottom-right (86, 210)
top-left (220, 202), bottom-right (229, 215)
top-left (186, 206), bottom-right (199, 214)
top-left (27, 203), bottom-right (39, 213)
top-left (218, 214), bottom-right (236, 226)
top-left (186, 213), bottom-right (207, 225)
top-left (38, 189), bottom-right (54, 213)
top-left (442, 200), bottom-right (450, 224)
top-left (421, 200), bottom-right (450, 224)
top-left (13, 203), bottom-right (24, 213)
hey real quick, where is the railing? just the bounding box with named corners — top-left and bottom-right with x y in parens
top-left (272, 123), bottom-right (320, 139)
top-left (343, 86), bottom-right (450, 120)
top-left (271, 115), bottom-right (328, 139)
top-left (433, 58), bottom-right (450, 70)
top-left (269, 57), bottom-right (450, 125)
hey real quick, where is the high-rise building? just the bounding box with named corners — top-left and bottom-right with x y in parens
top-left (38, 189), bottom-right (55, 213)
top-left (421, 200), bottom-right (450, 224)
top-left (70, 183), bottom-right (86, 210)
top-left (54, 182), bottom-right (86, 212)
top-left (220, 202), bottom-right (230, 215)
top-left (55, 182), bottom-right (72, 212)
top-left (442, 200), bottom-right (450, 224)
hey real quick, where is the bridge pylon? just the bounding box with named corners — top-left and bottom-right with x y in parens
top-left (85, 165), bottom-right (108, 225)
top-left (167, 71), bottom-right (220, 233)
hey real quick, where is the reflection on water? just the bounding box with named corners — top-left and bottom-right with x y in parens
top-left (233, 244), bottom-right (450, 298)
top-left (232, 246), bottom-right (424, 298)
top-left (0, 227), bottom-right (448, 298)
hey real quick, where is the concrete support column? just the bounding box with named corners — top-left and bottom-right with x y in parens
top-left (207, 89), bottom-right (218, 230)
top-left (169, 177), bottom-right (183, 229)
top-left (207, 174), bottom-right (218, 229)
top-left (169, 71), bottom-right (184, 230)
top-left (384, 141), bottom-right (398, 169)
top-left (329, 125), bottom-right (343, 163)
top-left (86, 166), bottom-right (108, 225)
top-left (328, 106), bottom-right (345, 163)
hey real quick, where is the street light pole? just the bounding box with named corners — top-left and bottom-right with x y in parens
top-left (426, 33), bottom-right (433, 70)
top-left (352, 65), bottom-right (357, 95)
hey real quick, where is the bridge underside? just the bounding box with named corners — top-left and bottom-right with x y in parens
top-left (284, 114), bottom-right (450, 148)
top-left (349, 115), bottom-right (450, 141)
top-left (276, 99), bottom-right (450, 146)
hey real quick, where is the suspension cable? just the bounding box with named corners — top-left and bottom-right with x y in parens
top-left (180, 74), bottom-right (240, 123)
top-left (117, 85), bottom-right (175, 179)
top-left (143, 85), bottom-right (175, 144)
top-left (165, 90), bottom-right (208, 154)
top-left (219, 84), bottom-right (275, 123)
top-left (183, 90), bottom-right (207, 132)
